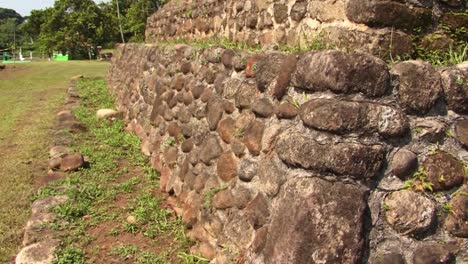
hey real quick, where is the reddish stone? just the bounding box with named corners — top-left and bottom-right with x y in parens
top-left (48, 157), bottom-right (62, 169)
top-left (212, 189), bottom-right (236, 209)
top-left (217, 151), bottom-right (238, 182)
top-left (60, 154), bottom-right (84, 172)
top-left (244, 193), bottom-right (270, 228)
top-left (252, 226), bottom-right (268, 253)
top-left (159, 166), bottom-right (171, 191)
top-left (245, 55), bottom-right (264, 78)
top-left (277, 103), bottom-right (298, 119)
top-left (244, 120), bottom-right (265, 156)
top-left (181, 139), bottom-right (194, 153)
top-left (217, 117), bottom-right (236, 144)
top-left (223, 100), bottom-right (236, 114)
top-left (423, 152), bottom-right (465, 191)
top-left (168, 122), bottom-right (182, 139)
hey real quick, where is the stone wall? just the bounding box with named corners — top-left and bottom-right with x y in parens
top-left (145, 0), bottom-right (467, 58)
top-left (108, 43), bottom-right (467, 263)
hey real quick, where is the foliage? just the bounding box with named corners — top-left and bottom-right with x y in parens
top-left (0, 8), bottom-right (23, 21)
top-left (8, 0), bottom-right (165, 59)
top-left (0, 18), bottom-right (19, 49)
top-left (178, 252), bottom-right (210, 264)
top-left (402, 168), bottom-right (434, 192)
top-left (55, 246), bottom-right (85, 264)
top-left (0, 8), bottom-right (23, 49)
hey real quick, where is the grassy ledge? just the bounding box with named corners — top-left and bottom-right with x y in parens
top-left (33, 78), bottom-right (208, 264)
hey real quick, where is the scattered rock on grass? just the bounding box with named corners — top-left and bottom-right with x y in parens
top-left (31, 195), bottom-right (69, 216)
top-left (60, 154), bottom-right (85, 172)
top-left (96, 109), bottom-right (120, 119)
top-left (49, 146), bottom-right (70, 158)
top-left (16, 239), bottom-right (59, 264)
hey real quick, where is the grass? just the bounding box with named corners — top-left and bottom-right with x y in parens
top-left (30, 78), bottom-right (200, 263)
top-left (0, 61), bottom-right (108, 262)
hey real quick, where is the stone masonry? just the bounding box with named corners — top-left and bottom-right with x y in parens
top-left (146, 0), bottom-right (467, 58)
top-left (108, 43), bottom-right (467, 263)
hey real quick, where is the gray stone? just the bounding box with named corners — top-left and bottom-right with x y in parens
top-left (255, 54), bottom-right (297, 99)
top-left (276, 102), bottom-right (298, 119)
top-left (244, 193), bottom-right (270, 229)
top-left (392, 61), bottom-right (442, 115)
top-left (206, 97), bottom-right (224, 130)
top-left (346, 0), bottom-right (432, 30)
top-left (200, 135), bottom-right (223, 165)
top-left (277, 129), bottom-right (385, 179)
top-left (252, 98), bottom-right (275, 118)
top-left (255, 53), bottom-right (285, 92)
top-left (299, 98), bottom-right (409, 137)
top-left (445, 185), bottom-right (468, 238)
top-left (440, 63), bottom-right (468, 114)
top-left (455, 119), bottom-right (468, 149)
top-left (384, 190), bottom-right (436, 235)
top-left (16, 239), bottom-right (59, 264)
top-left (222, 211), bottom-right (255, 251)
top-left (31, 195), bottom-right (69, 216)
top-left (258, 156), bottom-right (286, 197)
top-left (291, 2), bottom-right (307, 21)
top-left (413, 244), bottom-right (455, 264)
top-left (49, 146), bottom-right (70, 158)
top-left (389, 148), bottom-right (418, 179)
top-left (262, 177), bottom-right (367, 263)
top-left (235, 82), bottom-right (257, 109)
top-left (273, 4), bottom-right (288, 23)
top-left (414, 119), bottom-right (446, 143)
top-left (96, 109), bottom-right (120, 119)
top-left (292, 50), bottom-right (390, 97)
top-left (372, 253), bottom-right (406, 264)
top-left (238, 159), bottom-right (258, 182)
top-left (422, 151), bottom-right (465, 191)
top-left (221, 49), bottom-right (235, 68)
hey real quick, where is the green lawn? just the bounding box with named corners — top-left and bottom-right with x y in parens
top-left (0, 61), bottom-right (108, 262)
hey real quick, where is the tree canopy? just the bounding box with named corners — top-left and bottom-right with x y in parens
top-left (0, 8), bottom-right (23, 22)
top-left (0, 8), bottom-right (23, 49)
top-left (1, 0), bottom-right (165, 58)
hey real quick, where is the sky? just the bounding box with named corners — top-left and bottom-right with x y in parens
top-left (0, 0), bottom-right (108, 16)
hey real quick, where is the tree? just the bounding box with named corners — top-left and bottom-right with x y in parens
top-left (124, 0), bottom-right (163, 42)
top-left (0, 8), bottom-right (23, 49)
top-left (25, 0), bottom-right (105, 59)
top-left (0, 18), bottom-right (17, 49)
top-left (17, 0), bottom-right (167, 59)
top-left (0, 8), bottom-right (23, 22)
top-left (20, 9), bottom-right (51, 42)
